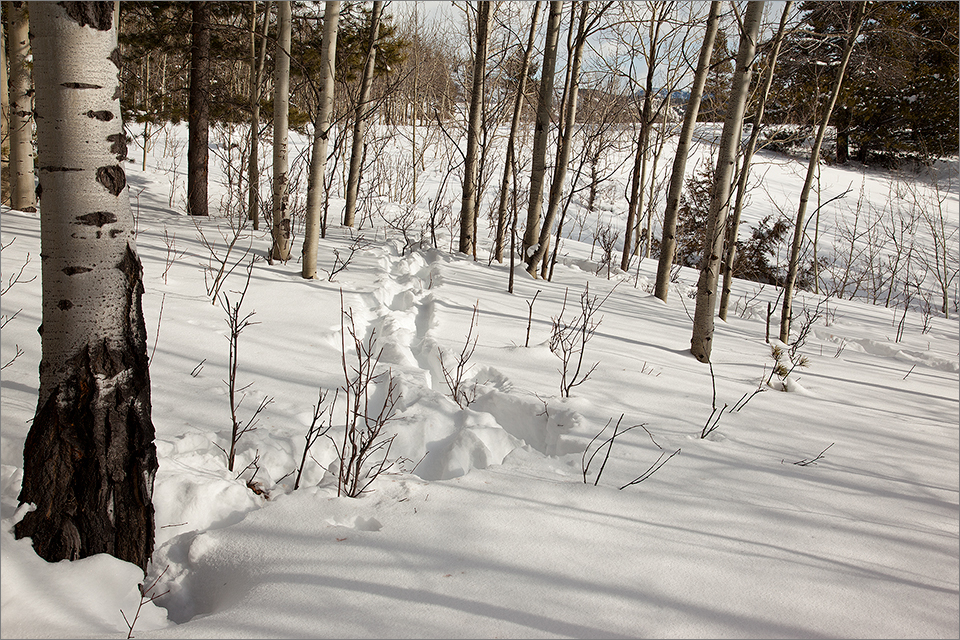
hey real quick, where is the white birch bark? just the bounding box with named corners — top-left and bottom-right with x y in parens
top-left (301, 0), bottom-right (340, 279)
top-left (459, 1), bottom-right (492, 256)
top-left (17, 0), bottom-right (157, 571)
top-left (7, 1), bottom-right (36, 212)
top-left (271, 0), bottom-right (292, 262)
top-left (690, 1), bottom-right (765, 364)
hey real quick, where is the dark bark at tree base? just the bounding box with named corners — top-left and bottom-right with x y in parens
top-left (16, 284), bottom-right (157, 572)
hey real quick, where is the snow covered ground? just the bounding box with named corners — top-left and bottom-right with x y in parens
top-left (1, 121), bottom-right (958, 638)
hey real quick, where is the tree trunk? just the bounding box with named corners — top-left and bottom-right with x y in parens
top-left (493, 1), bottom-right (541, 263)
top-left (16, 1), bottom-right (157, 573)
top-left (271, 0), bottom-right (292, 262)
top-left (654, 1), bottom-right (721, 301)
top-left (459, 1), bottom-right (492, 256)
top-left (187, 1), bottom-right (210, 217)
top-left (780, 2), bottom-right (866, 343)
top-left (7, 1), bottom-right (36, 212)
top-left (528, 0), bottom-right (589, 278)
top-left (690, 0), bottom-right (764, 364)
top-left (301, 1), bottom-right (340, 278)
top-left (718, 0), bottom-right (792, 321)
top-left (521, 1), bottom-right (563, 260)
top-left (1, 16), bottom-right (8, 205)
top-left (247, 1), bottom-right (272, 231)
top-left (342, 0), bottom-right (383, 228)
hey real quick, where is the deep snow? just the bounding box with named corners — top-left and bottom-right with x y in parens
top-left (1, 119), bottom-right (958, 639)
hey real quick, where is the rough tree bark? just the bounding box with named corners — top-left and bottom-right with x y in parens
top-left (521, 1), bottom-right (563, 262)
top-left (187, 1), bottom-right (210, 216)
top-left (459, 1), bottom-right (492, 257)
top-left (718, 0), bottom-right (792, 321)
top-left (780, 1), bottom-right (866, 343)
top-left (15, 0), bottom-right (158, 573)
top-left (7, 1), bottom-right (36, 212)
top-left (690, 0), bottom-right (764, 364)
top-left (271, 0), bottom-right (292, 262)
top-left (342, 0), bottom-right (383, 228)
top-left (654, 1), bottom-right (721, 302)
top-left (301, 0), bottom-right (340, 278)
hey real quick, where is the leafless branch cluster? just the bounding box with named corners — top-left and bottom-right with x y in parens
top-left (550, 283), bottom-right (616, 397)
top-left (439, 302), bottom-right (480, 408)
top-left (0, 238), bottom-right (35, 370)
top-left (294, 387), bottom-right (337, 491)
top-left (335, 292), bottom-right (400, 497)
top-left (326, 233), bottom-right (371, 282)
top-left (581, 414), bottom-right (680, 489)
top-left (217, 259), bottom-right (273, 472)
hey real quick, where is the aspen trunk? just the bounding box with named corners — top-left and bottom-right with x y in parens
top-left (247, 1), bottom-right (272, 231)
top-left (301, 1), bottom-right (340, 278)
top-left (271, 1), bottom-right (292, 261)
top-left (521, 1), bottom-right (563, 260)
top-left (459, 1), bottom-right (492, 256)
top-left (654, 1), bottom-right (721, 301)
top-left (780, 2), bottom-right (866, 343)
top-left (7, 1), bottom-right (36, 212)
top-left (343, 0), bottom-right (383, 228)
top-left (690, 1), bottom-right (764, 363)
top-left (528, 0), bottom-right (589, 278)
top-left (493, 1), bottom-right (541, 263)
top-left (16, 1), bottom-right (157, 572)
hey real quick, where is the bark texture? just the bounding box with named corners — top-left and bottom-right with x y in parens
top-left (271, 0), bottom-right (292, 261)
top-left (16, 0), bottom-right (157, 572)
top-left (7, 1), bottom-right (36, 212)
top-left (459, 1), bottom-right (492, 256)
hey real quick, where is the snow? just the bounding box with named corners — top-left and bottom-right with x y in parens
top-left (1, 120), bottom-right (958, 639)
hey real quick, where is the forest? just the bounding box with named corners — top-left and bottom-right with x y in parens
top-left (1, 1), bottom-right (958, 638)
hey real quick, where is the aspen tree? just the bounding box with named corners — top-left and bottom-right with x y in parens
top-left (16, 0), bottom-right (157, 572)
top-left (690, 1), bottom-right (765, 363)
top-left (7, 1), bottom-right (36, 212)
top-left (270, 0), bottom-right (292, 262)
top-left (459, 0), bottom-right (492, 256)
top-left (302, 0), bottom-right (340, 279)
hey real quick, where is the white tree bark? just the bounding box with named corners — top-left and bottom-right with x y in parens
top-left (271, 0), bottom-right (292, 262)
top-left (7, 1), bottom-right (36, 212)
top-left (16, 0), bottom-right (157, 572)
top-left (343, 0), bottom-right (383, 228)
top-left (247, 0), bottom-right (272, 231)
top-left (301, 0), bottom-right (340, 279)
top-left (690, 0), bottom-right (765, 364)
top-left (459, 1), bottom-right (492, 256)
top-left (654, 1), bottom-right (721, 302)
top-left (521, 1), bottom-right (563, 262)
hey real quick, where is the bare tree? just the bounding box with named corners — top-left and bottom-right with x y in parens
top-left (493, 1), bottom-right (541, 263)
top-left (6, 1), bottom-right (35, 212)
top-left (302, 0), bottom-right (340, 279)
top-left (654, 1), bottom-right (721, 301)
top-left (342, 0), bottom-right (383, 228)
top-left (16, 0), bottom-right (157, 572)
top-left (780, 2), bottom-right (866, 343)
top-left (459, 0), bottom-right (493, 257)
top-left (270, 0), bottom-right (293, 261)
top-left (247, 1), bottom-right (272, 231)
top-left (521, 1), bottom-right (563, 262)
top-left (690, 0), bottom-right (765, 364)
